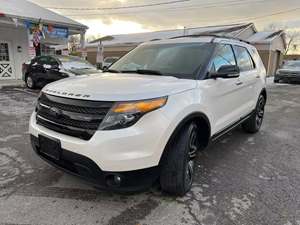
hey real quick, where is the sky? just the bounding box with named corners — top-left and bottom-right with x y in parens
top-left (29, 0), bottom-right (300, 38)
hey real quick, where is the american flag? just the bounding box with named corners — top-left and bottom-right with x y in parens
top-left (33, 31), bottom-right (41, 46)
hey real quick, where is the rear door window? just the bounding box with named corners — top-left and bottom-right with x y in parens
top-left (233, 46), bottom-right (255, 72)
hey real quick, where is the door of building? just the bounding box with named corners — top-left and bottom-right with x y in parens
top-left (0, 41), bottom-right (14, 79)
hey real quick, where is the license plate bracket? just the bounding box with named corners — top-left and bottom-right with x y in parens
top-left (39, 135), bottom-right (61, 160)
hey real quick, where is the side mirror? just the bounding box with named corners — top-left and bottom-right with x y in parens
top-left (210, 65), bottom-right (240, 79)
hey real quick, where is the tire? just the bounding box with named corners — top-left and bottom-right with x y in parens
top-left (25, 75), bottom-right (36, 89)
top-left (242, 94), bottom-right (266, 133)
top-left (160, 122), bottom-right (198, 196)
top-left (274, 79), bottom-right (279, 83)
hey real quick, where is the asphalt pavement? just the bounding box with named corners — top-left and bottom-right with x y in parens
top-left (0, 81), bottom-right (299, 225)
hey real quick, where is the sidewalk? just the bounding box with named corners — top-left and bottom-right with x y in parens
top-left (0, 79), bottom-right (25, 89)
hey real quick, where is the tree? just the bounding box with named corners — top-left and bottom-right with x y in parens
top-left (284, 31), bottom-right (300, 55)
top-left (264, 23), bottom-right (300, 55)
top-left (68, 35), bottom-right (80, 53)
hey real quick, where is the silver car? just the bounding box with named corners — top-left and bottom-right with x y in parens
top-left (275, 60), bottom-right (300, 83)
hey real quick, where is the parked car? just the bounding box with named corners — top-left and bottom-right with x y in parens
top-left (29, 35), bottom-right (267, 196)
top-left (102, 57), bottom-right (119, 70)
top-left (274, 60), bottom-right (300, 83)
top-left (23, 55), bottom-right (100, 89)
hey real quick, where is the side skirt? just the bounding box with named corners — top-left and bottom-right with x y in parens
top-left (210, 111), bottom-right (254, 142)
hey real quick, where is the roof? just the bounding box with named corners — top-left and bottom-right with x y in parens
top-left (0, 0), bottom-right (87, 30)
top-left (87, 23), bottom-right (254, 47)
top-left (247, 30), bottom-right (285, 43)
top-left (247, 30), bottom-right (287, 50)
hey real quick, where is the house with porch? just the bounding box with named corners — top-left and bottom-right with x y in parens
top-left (0, 0), bottom-right (87, 81)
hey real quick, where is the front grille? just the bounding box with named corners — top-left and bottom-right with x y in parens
top-left (36, 93), bottom-right (114, 140)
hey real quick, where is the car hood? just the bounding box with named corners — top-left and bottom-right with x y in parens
top-left (42, 73), bottom-right (197, 101)
top-left (278, 67), bottom-right (300, 73)
top-left (68, 68), bottom-right (100, 76)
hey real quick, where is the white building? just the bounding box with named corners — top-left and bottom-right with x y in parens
top-left (0, 0), bottom-right (87, 81)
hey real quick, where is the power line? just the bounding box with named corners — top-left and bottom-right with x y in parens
top-left (182, 6), bottom-right (300, 27)
top-left (63, 0), bottom-right (272, 17)
top-left (45, 0), bottom-right (190, 10)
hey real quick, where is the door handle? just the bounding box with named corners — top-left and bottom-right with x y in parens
top-left (236, 81), bottom-right (243, 86)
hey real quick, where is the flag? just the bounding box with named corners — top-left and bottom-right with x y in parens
top-left (33, 30), bottom-right (41, 46)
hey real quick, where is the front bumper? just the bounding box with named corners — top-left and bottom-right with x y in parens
top-left (29, 105), bottom-right (172, 172)
top-left (30, 135), bottom-right (159, 191)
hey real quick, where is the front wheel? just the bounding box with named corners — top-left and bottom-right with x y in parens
top-left (242, 94), bottom-right (266, 133)
top-left (160, 122), bottom-right (199, 196)
top-left (25, 75), bottom-right (36, 89)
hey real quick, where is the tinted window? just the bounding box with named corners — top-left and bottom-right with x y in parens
top-left (110, 43), bottom-right (214, 79)
top-left (233, 46), bottom-right (254, 72)
top-left (210, 44), bottom-right (236, 73)
top-left (48, 57), bottom-right (59, 66)
top-left (37, 56), bottom-right (48, 65)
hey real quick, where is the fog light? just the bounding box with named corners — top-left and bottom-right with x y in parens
top-left (106, 174), bottom-right (122, 187)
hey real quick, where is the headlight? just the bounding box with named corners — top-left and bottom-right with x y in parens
top-left (99, 97), bottom-right (167, 130)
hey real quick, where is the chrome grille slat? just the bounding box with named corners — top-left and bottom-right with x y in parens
top-left (36, 93), bottom-right (113, 140)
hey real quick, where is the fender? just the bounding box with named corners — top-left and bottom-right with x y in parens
top-left (159, 112), bottom-right (211, 166)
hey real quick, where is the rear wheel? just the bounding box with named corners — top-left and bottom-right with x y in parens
top-left (242, 94), bottom-right (265, 133)
top-left (160, 122), bottom-right (198, 196)
top-left (25, 75), bottom-right (36, 89)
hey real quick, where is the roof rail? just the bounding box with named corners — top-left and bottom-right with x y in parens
top-left (170, 34), bottom-right (250, 44)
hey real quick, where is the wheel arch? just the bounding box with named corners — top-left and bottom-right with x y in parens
top-left (260, 88), bottom-right (267, 102)
top-left (158, 112), bottom-right (211, 166)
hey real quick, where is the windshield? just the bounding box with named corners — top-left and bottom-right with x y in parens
top-left (58, 56), bottom-right (96, 70)
top-left (283, 61), bottom-right (300, 68)
top-left (110, 42), bottom-right (213, 79)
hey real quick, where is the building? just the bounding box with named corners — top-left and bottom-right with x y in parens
top-left (0, 0), bottom-right (88, 81)
top-left (247, 31), bottom-right (287, 75)
top-left (284, 54), bottom-right (300, 61)
top-left (86, 23), bottom-right (286, 76)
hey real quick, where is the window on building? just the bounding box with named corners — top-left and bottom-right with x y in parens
top-left (0, 43), bottom-right (9, 61)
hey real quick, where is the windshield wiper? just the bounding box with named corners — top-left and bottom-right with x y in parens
top-left (120, 69), bottom-right (162, 75)
top-left (105, 69), bottom-right (121, 73)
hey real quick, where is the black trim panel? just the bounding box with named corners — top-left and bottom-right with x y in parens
top-left (211, 111), bottom-right (254, 141)
top-left (30, 135), bottom-right (159, 192)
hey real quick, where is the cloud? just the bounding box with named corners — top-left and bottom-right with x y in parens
top-left (29, 0), bottom-right (300, 35)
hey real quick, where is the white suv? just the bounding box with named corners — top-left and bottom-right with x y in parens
top-left (29, 35), bottom-right (267, 196)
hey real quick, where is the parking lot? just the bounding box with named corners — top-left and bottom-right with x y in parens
top-left (0, 81), bottom-right (299, 225)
